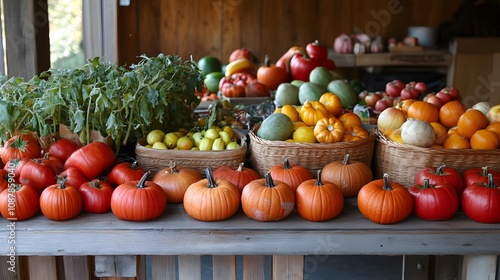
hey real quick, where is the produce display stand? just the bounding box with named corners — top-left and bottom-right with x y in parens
top-left (1, 199), bottom-right (500, 279)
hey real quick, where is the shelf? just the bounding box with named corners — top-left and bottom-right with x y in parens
top-left (329, 49), bottom-right (453, 68)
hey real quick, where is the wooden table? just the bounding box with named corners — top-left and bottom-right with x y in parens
top-left (1, 199), bottom-right (499, 279)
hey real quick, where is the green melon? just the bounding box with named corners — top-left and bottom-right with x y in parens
top-left (298, 82), bottom-right (325, 105)
top-left (309, 66), bottom-right (334, 88)
top-left (257, 113), bottom-right (294, 141)
top-left (275, 83), bottom-right (299, 106)
top-left (197, 56), bottom-right (222, 77)
top-left (327, 80), bottom-right (358, 109)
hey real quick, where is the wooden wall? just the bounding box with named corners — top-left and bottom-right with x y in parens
top-left (117, 0), bottom-right (464, 66)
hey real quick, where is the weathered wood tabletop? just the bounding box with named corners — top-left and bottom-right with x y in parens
top-left (2, 199), bottom-right (500, 256)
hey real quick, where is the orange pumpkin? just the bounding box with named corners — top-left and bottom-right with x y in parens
top-left (470, 129), bottom-right (500, 149)
top-left (313, 117), bottom-right (345, 143)
top-left (430, 122), bottom-right (448, 145)
top-left (338, 112), bottom-right (362, 131)
top-left (407, 101), bottom-right (439, 123)
top-left (300, 101), bottom-right (332, 126)
top-left (268, 156), bottom-right (313, 192)
top-left (486, 122), bottom-right (500, 140)
top-left (212, 163), bottom-right (261, 193)
top-left (296, 170), bottom-right (344, 222)
top-left (442, 134), bottom-right (470, 149)
top-left (357, 173), bottom-right (413, 224)
top-left (241, 172), bottom-right (296, 222)
top-left (343, 126), bottom-right (369, 141)
top-left (457, 109), bottom-right (488, 140)
top-left (321, 154), bottom-right (373, 197)
top-left (257, 55), bottom-right (290, 90)
top-left (152, 161), bottom-right (202, 204)
top-left (394, 99), bottom-right (416, 112)
top-left (438, 100), bottom-right (466, 128)
top-left (319, 92), bottom-right (343, 116)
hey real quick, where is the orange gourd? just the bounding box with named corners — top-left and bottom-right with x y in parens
top-left (338, 112), bottom-right (362, 131)
top-left (213, 163), bottom-right (261, 193)
top-left (268, 156), bottom-right (313, 192)
top-left (319, 92), bottom-right (343, 116)
top-left (438, 100), bottom-right (466, 128)
top-left (313, 117), bottom-right (345, 143)
top-left (486, 122), bottom-right (500, 140)
top-left (470, 129), bottom-right (499, 149)
top-left (296, 170), bottom-right (344, 222)
top-left (407, 101), bottom-right (439, 123)
top-left (343, 126), bottom-right (369, 141)
top-left (241, 172), bottom-right (296, 222)
top-left (321, 154), bottom-right (373, 197)
top-left (430, 122), bottom-right (448, 145)
top-left (442, 134), bottom-right (470, 149)
top-left (457, 109), bottom-right (488, 140)
top-left (300, 101), bottom-right (332, 126)
top-left (152, 161), bottom-right (202, 203)
top-left (357, 173), bottom-right (413, 224)
top-left (257, 55), bottom-right (290, 90)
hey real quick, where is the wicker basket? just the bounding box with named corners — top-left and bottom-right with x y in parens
top-left (374, 133), bottom-right (500, 187)
top-left (248, 123), bottom-right (376, 177)
top-left (135, 131), bottom-right (247, 176)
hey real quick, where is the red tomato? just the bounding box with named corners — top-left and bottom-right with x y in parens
top-left (463, 166), bottom-right (500, 188)
top-left (414, 82), bottom-right (428, 94)
top-left (408, 178), bottom-right (459, 221)
top-left (107, 160), bottom-right (146, 187)
top-left (289, 53), bottom-right (322, 82)
top-left (322, 59), bottom-right (336, 70)
top-left (64, 142), bottom-right (116, 180)
top-left (221, 83), bottom-right (245, 98)
top-left (306, 40), bottom-right (328, 61)
top-left (415, 165), bottom-right (464, 197)
top-left (385, 80), bottom-right (405, 97)
top-left (1, 133), bottom-right (42, 165)
top-left (40, 153), bottom-right (65, 175)
top-left (19, 158), bottom-right (57, 192)
top-left (462, 174), bottom-right (500, 223)
top-left (59, 167), bottom-right (89, 189)
top-left (48, 138), bottom-right (80, 162)
top-left (0, 184), bottom-right (40, 221)
top-left (401, 84), bottom-right (420, 99)
top-left (0, 170), bottom-right (8, 192)
top-left (3, 158), bottom-right (30, 183)
top-left (79, 179), bottom-right (114, 213)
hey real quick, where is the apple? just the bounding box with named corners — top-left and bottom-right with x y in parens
top-left (374, 99), bottom-right (390, 113)
top-left (424, 93), bottom-right (443, 109)
top-left (385, 80), bottom-right (405, 97)
top-left (486, 104), bottom-right (500, 123)
top-left (415, 82), bottom-right (428, 94)
top-left (226, 142), bottom-right (239, 150)
top-left (435, 90), bottom-right (454, 104)
top-left (364, 92), bottom-right (383, 109)
top-left (400, 88), bottom-right (414, 100)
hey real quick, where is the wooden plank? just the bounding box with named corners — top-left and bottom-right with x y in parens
top-left (490, 54), bottom-right (500, 105)
top-left (95, 255), bottom-right (137, 277)
top-left (243, 255), bottom-right (266, 280)
top-left (0, 256), bottom-right (20, 280)
top-left (63, 256), bottom-right (90, 280)
top-left (453, 37), bottom-right (500, 54)
top-left (272, 255), bottom-right (304, 280)
top-left (451, 54), bottom-right (493, 108)
top-left (213, 255), bottom-right (236, 280)
top-left (355, 51), bottom-right (452, 67)
top-left (117, 0), bottom-right (139, 66)
top-left (137, 0), bottom-right (161, 57)
top-left (433, 255), bottom-right (459, 280)
top-left (27, 256), bottom-right (57, 280)
top-left (403, 255), bottom-right (429, 280)
top-left (461, 255), bottom-right (497, 280)
top-left (151, 255), bottom-right (176, 280)
top-left (178, 255), bottom-right (201, 280)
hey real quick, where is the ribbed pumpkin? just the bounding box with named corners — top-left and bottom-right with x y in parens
top-left (321, 154), bottom-right (372, 197)
top-left (300, 101), bottom-right (332, 126)
top-left (407, 101), bottom-right (439, 123)
top-left (152, 161), bottom-right (202, 203)
top-left (357, 173), bottom-right (413, 224)
top-left (457, 109), bottom-right (488, 140)
top-left (296, 170), bottom-right (344, 222)
top-left (313, 117), bottom-right (345, 143)
top-left (241, 172), bottom-right (295, 222)
top-left (213, 163), bottom-right (260, 193)
top-left (183, 167), bottom-right (240, 221)
top-left (269, 156), bottom-right (313, 191)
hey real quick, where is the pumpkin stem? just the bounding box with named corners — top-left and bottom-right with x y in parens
top-left (486, 173), bottom-right (496, 189)
top-left (382, 173), bottom-right (393, 191)
top-left (264, 55), bottom-right (271, 67)
top-left (283, 156), bottom-right (292, 169)
top-left (89, 179), bottom-right (102, 189)
top-left (56, 175), bottom-right (68, 189)
top-left (237, 162), bottom-right (245, 172)
top-left (436, 164), bottom-right (446, 175)
top-left (264, 172), bottom-right (276, 188)
top-left (315, 170), bottom-right (323, 186)
top-left (130, 160), bottom-right (139, 170)
top-left (342, 154), bottom-right (351, 165)
top-left (482, 166), bottom-right (489, 177)
top-left (136, 171), bottom-right (151, 189)
top-left (421, 178), bottom-right (431, 189)
top-left (169, 160), bottom-right (178, 174)
top-left (205, 167), bottom-right (218, 188)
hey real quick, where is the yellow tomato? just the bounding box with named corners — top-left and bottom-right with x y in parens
top-left (293, 126), bottom-right (317, 143)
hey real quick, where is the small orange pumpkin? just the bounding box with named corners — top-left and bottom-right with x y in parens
top-left (442, 134), bottom-right (470, 149)
top-left (296, 170), bottom-right (344, 222)
top-left (430, 122), bottom-right (448, 145)
top-left (321, 154), bottom-right (373, 197)
top-left (313, 117), bottom-right (345, 143)
top-left (407, 101), bottom-right (439, 123)
top-left (343, 126), bottom-right (369, 141)
top-left (357, 173), bottom-right (413, 224)
top-left (300, 101), bottom-right (332, 126)
top-left (241, 172), bottom-right (295, 222)
top-left (438, 100), bottom-right (466, 128)
top-left (152, 161), bottom-right (202, 203)
top-left (268, 156), bottom-right (313, 192)
top-left (257, 55), bottom-right (290, 90)
top-left (338, 112), bottom-right (362, 131)
top-left (213, 163), bottom-right (261, 193)
top-left (457, 109), bottom-right (489, 140)
top-left (470, 129), bottom-right (500, 149)
top-left (319, 92), bottom-right (343, 116)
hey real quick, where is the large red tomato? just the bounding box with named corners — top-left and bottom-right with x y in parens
top-left (1, 133), bottom-right (42, 165)
top-left (289, 53), bottom-right (322, 82)
top-left (19, 158), bottom-right (57, 192)
top-left (48, 138), bottom-right (80, 162)
top-left (64, 142), bottom-right (116, 180)
top-left (79, 179), bottom-right (114, 213)
top-left (415, 165), bottom-right (464, 197)
top-left (0, 169), bottom-right (9, 192)
top-left (0, 184), bottom-right (40, 221)
top-left (462, 174), bottom-right (500, 223)
top-left (463, 166), bottom-right (500, 188)
top-left (59, 167), bottom-right (89, 189)
top-left (106, 160), bottom-right (146, 187)
top-left (3, 158), bottom-right (30, 183)
top-left (408, 178), bottom-right (459, 221)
